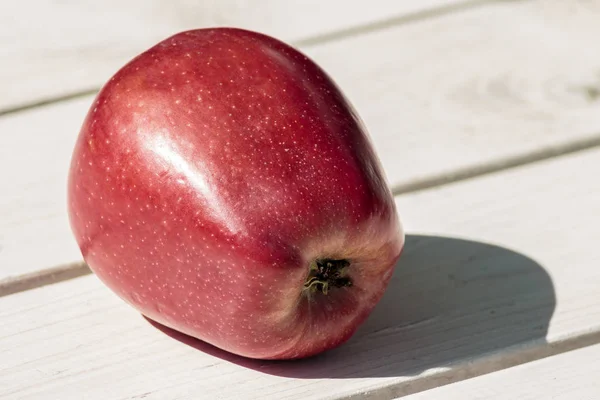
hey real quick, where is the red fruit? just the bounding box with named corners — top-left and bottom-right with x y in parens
top-left (68, 28), bottom-right (404, 360)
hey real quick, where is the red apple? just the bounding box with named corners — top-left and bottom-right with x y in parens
top-left (68, 28), bottom-right (404, 360)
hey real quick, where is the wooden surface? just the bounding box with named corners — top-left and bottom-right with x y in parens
top-left (3, 0), bottom-right (600, 399)
top-left (401, 344), bottom-right (600, 399)
top-left (3, 147), bottom-right (600, 399)
top-left (4, 0), bottom-right (600, 283)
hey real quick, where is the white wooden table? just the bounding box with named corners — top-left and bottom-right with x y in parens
top-left (2, 1), bottom-right (600, 398)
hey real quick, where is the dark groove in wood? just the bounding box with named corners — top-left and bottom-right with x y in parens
top-left (343, 330), bottom-right (600, 399)
top-left (0, 262), bottom-right (91, 297)
top-left (0, 89), bottom-right (98, 117)
top-left (296, 0), bottom-right (522, 48)
top-left (391, 134), bottom-right (600, 196)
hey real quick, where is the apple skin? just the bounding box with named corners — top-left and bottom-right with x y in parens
top-left (68, 28), bottom-right (404, 360)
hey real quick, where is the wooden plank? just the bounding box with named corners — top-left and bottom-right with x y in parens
top-left (3, 0), bottom-right (600, 283)
top-left (0, 98), bottom-right (89, 285)
top-left (302, 0), bottom-right (600, 191)
top-left (2, 147), bottom-right (600, 399)
top-left (401, 344), bottom-right (600, 399)
top-left (0, 0), bottom-right (461, 112)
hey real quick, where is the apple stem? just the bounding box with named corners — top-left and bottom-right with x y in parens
top-left (303, 259), bottom-right (352, 295)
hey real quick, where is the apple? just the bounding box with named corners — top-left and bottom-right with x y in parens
top-left (68, 28), bottom-right (404, 360)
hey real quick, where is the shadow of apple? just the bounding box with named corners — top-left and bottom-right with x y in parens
top-left (145, 234), bottom-right (556, 379)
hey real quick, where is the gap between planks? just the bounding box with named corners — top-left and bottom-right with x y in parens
top-left (0, 88), bottom-right (99, 118)
top-left (0, 262), bottom-right (90, 298)
top-left (397, 343), bottom-right (600, 399)
top-left (390, 133), bottom-right (600, 195)
top-left (342, 330), bottom-right (600, 399)
top-left (294, 0), bottom-right (508, 48)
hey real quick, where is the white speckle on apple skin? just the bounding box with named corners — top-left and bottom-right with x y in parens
top-left (67, 28), bottom-right (403, 360)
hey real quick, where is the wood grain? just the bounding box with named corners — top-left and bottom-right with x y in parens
top-left (0, 0), bottom-right (463, 112)
top-left (401, 344), bottom-right (600, 399)
top-left (2, 147), bottom-right (600, 399)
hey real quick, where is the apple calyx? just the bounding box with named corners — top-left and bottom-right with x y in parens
top-left (303, 259), bottom-right (352, 295)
